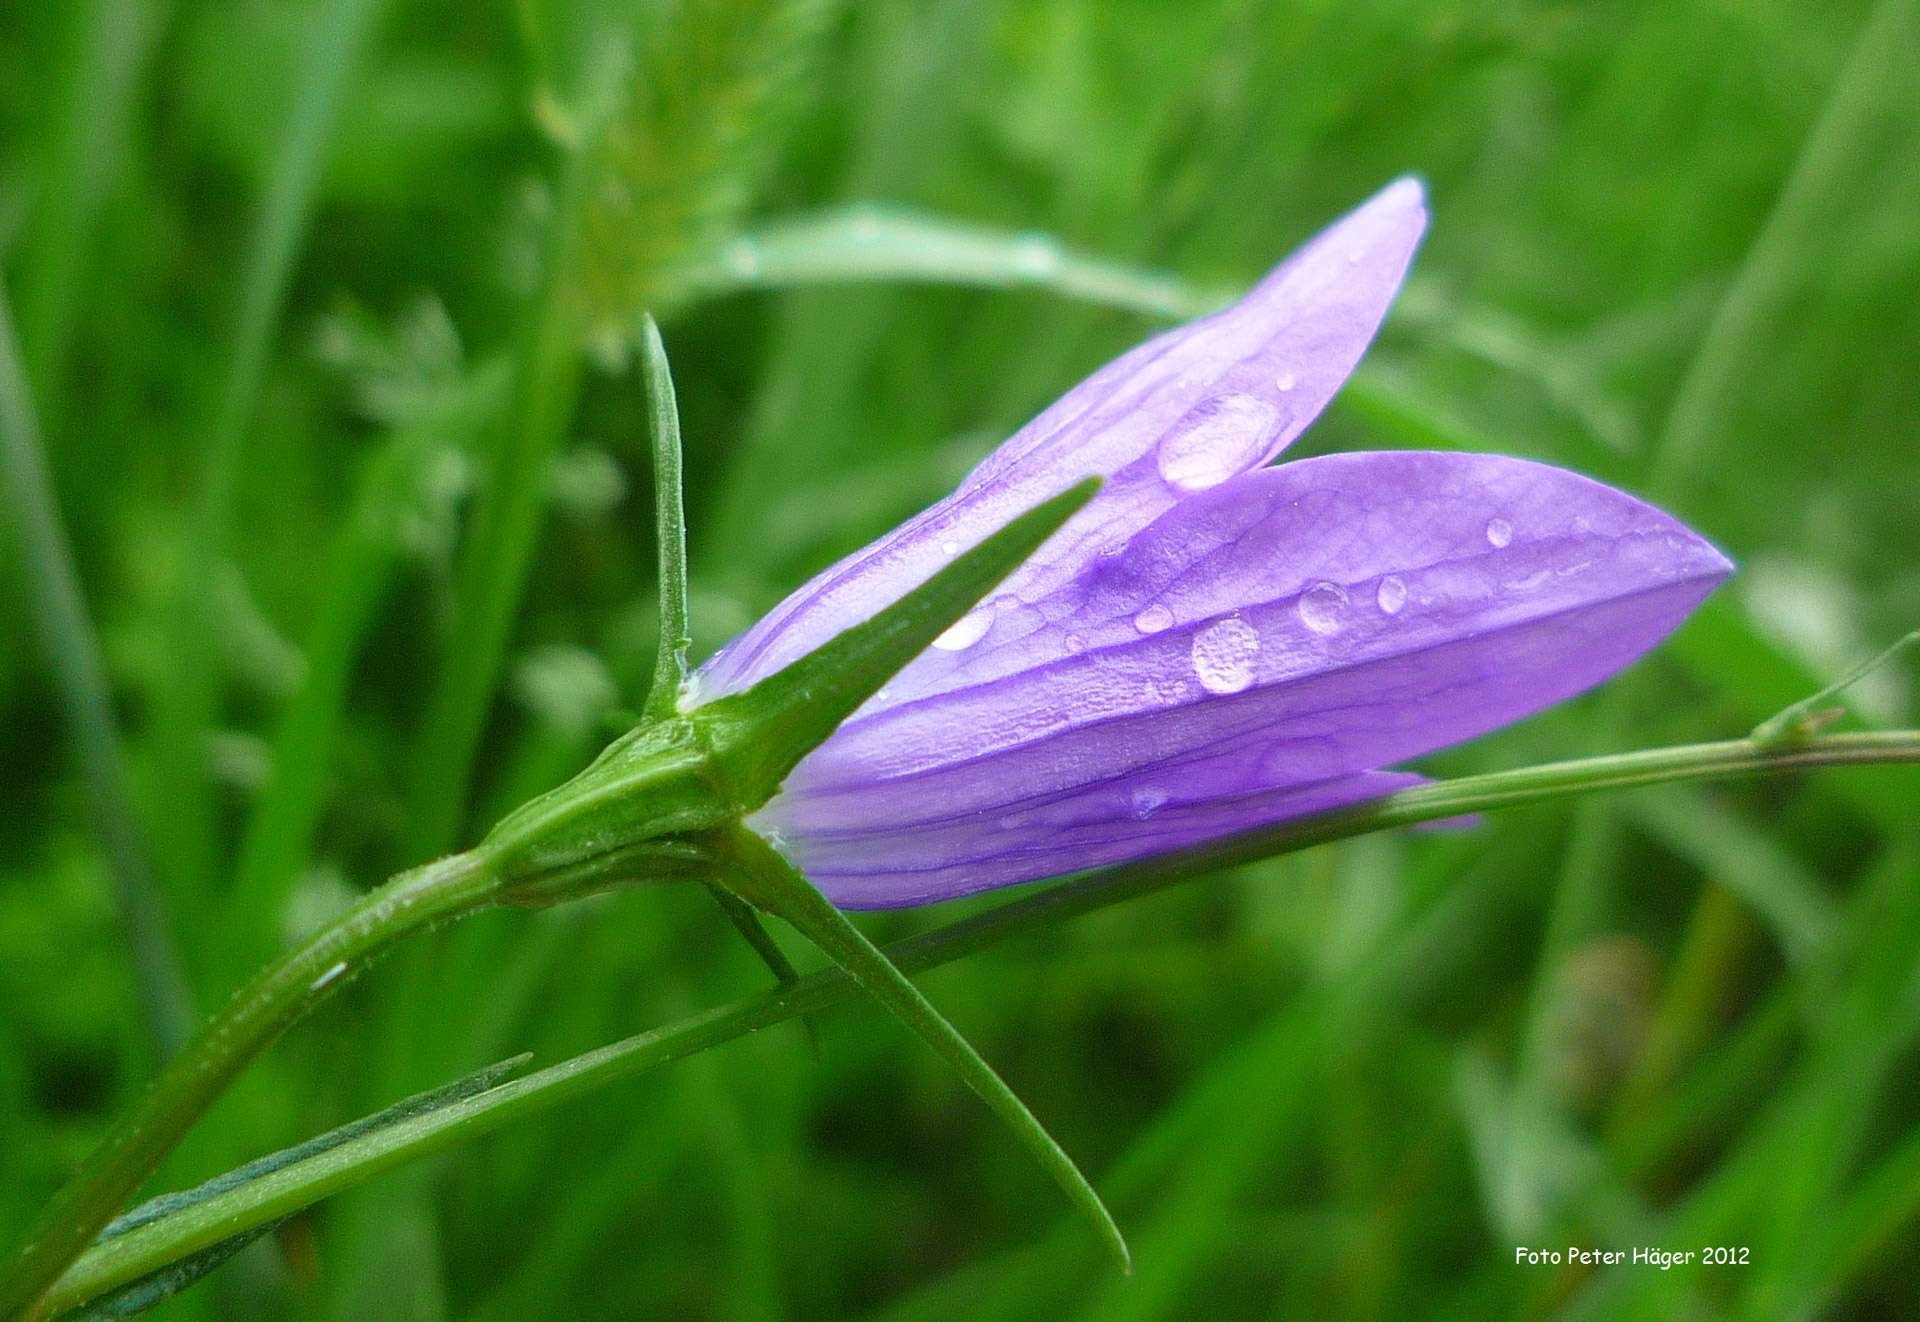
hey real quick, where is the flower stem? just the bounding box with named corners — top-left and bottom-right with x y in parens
top-left (0, 850), bottom-right (504, 1321)
top-left (23, 730), bottom-right (1920, 1318)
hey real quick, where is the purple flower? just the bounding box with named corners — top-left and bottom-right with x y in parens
top-left (694, 179), bottom-right (1734, 908)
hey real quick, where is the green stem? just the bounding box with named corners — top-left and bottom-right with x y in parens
top-left (0, 273), bottom-right (196, 1060)
top-left (0, 850), bottom-right (503, 1321)
top-left (720, 827), bottom-right (1130, 1272)
top-left (27, 730), bottom-right (1920, 1317)
top-left (702, 881), bottom-right (823, 1057)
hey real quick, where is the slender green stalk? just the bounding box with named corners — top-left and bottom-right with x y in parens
top-left (640, 314), bottom-right (690, 720)
top-left (0, 273), bottom-right (195, 1060)
top-left (148, 0), bottom-right (389, 923)
top-left (720, 826), bottom-right (1131, 1272)
top-left (703, 881), bottom-right (822, 1056)
top-left (0, 850), bottom-right (503, 1321)
top-left (1752, 629), bottom-right (1920, 748)
top-left (27, 731), bottom-right (1920, 1317)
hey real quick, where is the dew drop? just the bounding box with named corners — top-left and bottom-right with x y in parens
top-left (1376, 575), bottom-right (1407, 615)
top-left (1156, 393), bottom-right (1283, 492)
top-left (1134, 603), bottom-right (1175, 634)
top-left (1063, 632), bottom-right (1088, 654)
top-left (1297, 582), bottom-right (1349, 636)
top-left (940, 539), bottom-right (960, 556)
top-left (1485, 518), bottom-right (1513, 549)
top-left (1276, 371), bottom-right (1297, 392)
top-left (1130, 787), bottom-right (1169, 820)
top-left (1191, 618), bottom-right (1260, 694)
top-left (932, 608), bottom-right (992, 651)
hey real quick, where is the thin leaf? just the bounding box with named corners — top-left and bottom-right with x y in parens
top-left (70, 1056), bottom-right (529, 1321)
top-left (640, 314), bottom-right (690, 721)
top-left (662, 205), bottom-right (1232, 321)
top-left (1751, 629), bottom-right (1920, 748)
top-left (0, 272), bottom-right (194, 1059)
top-left (703, 881), bottom-right (823, 1057)
top-left (715, 825), bottom-right (1130, 1273)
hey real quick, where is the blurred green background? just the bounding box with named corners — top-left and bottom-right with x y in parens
top-left (2, 0), bottom-right (1919, 1317)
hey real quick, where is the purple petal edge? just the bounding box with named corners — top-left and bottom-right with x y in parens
top-left (768, 770), bottom-right (1424, 909)
top-left (695, 178), bottom-right (1428, 701)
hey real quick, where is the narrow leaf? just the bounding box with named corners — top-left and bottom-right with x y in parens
top-left (703, 881), bottom-right (823, 1058)
top-left (70, 1055), bottom-right (530, 1320)
top-left (1751, 628), bottom-right (1920, 749)
top-left (662, 205), bottom-right (1231, 321)
top-left (640, 314), bottom-right (691, 720)
top-left (716, 826), bottom-right (1129, 1272)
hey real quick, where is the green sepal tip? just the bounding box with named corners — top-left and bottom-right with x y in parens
top-left (692, 476), bottom-right (1099, 811)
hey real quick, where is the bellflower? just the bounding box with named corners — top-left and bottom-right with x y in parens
top-left (693, 179), bottom-right (1734, 908)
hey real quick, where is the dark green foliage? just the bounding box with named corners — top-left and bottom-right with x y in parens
top-left (1, 0), bottom-right (1918, 1318)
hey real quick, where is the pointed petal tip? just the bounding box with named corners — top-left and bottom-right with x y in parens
top-left (1379, 175), bottom-right (1428, 210)
top-left (1347, 175), bottom-right (1429, 242)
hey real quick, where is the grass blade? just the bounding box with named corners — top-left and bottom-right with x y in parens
top-left (0, 272), bottom-right (195, 1059)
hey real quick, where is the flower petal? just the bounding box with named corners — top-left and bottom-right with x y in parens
top-left (696, 178), bottom-right (1429, 700)
top-left (762, 451), bottom-right (1732, 891)
top-left (767, 769), bottom-right (1423, 909)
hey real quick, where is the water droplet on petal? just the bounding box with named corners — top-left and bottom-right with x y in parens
top-left (1063, 632), bottom-right (1088, 654)
top-left (940, 540), bottom-right (960, 556)
top-left (1191, 618), bottom-right (1260, 694)
top-left (1485, 518), bottom-right (1513, 548)
top-left (1298, 582), bottom-right (1348, 635)
top-left (1376, 575), bottom-right (1407, 615)
top-left (1130, 787), bottom-right (1169, 820)
top-left (1276, 371), bottom-right (1297, 392)
top-left (1134, 603), bottom-right (1174, 634)
top-left (932, 608), bottom-right (992, 651)
top-left (1156, 393), bottom-right (1283, 493)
